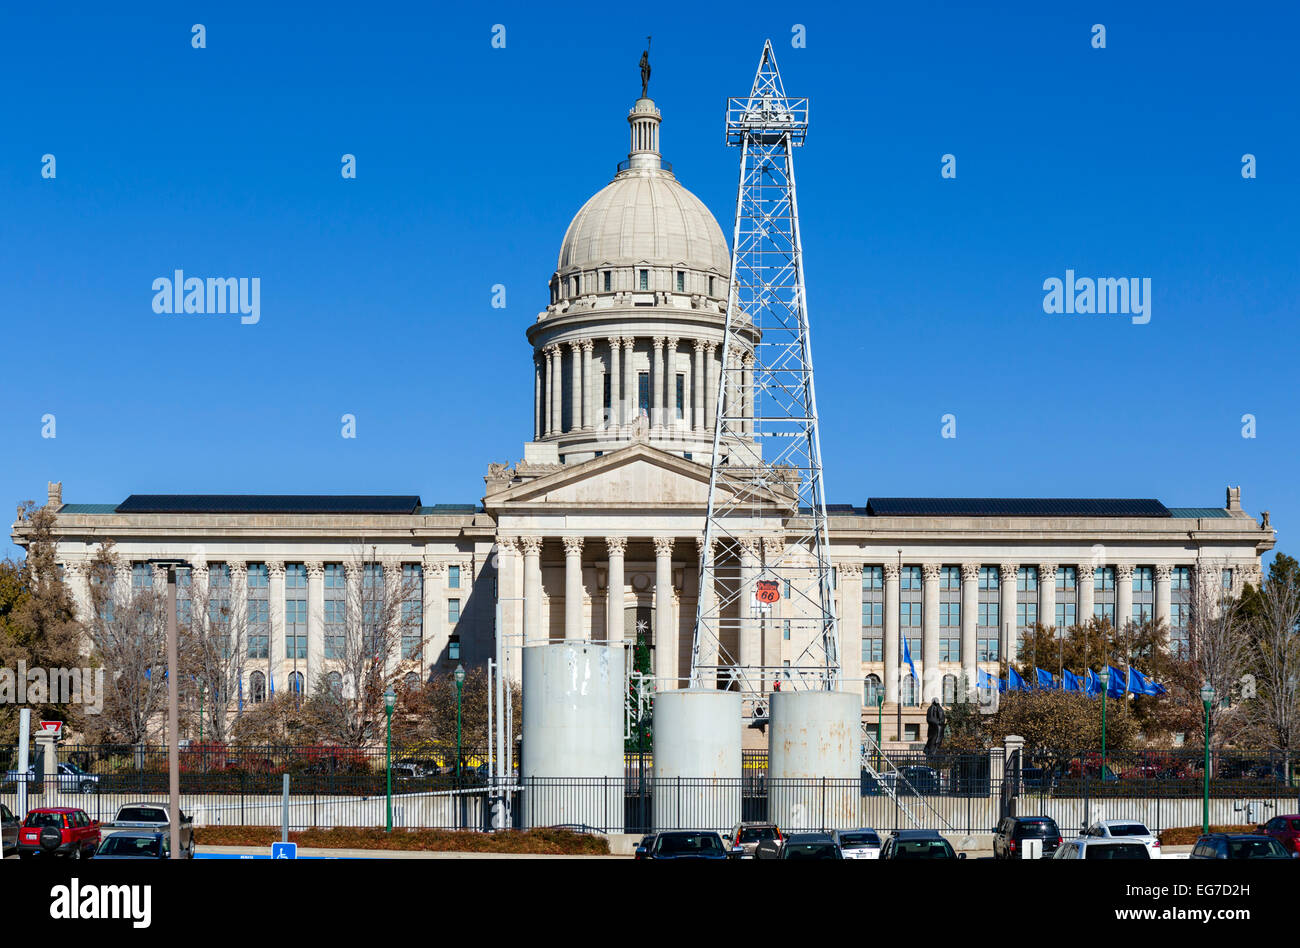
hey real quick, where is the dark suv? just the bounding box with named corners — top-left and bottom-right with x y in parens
top-left (993, 816), bottom-right (1062, 859)
top-left (1190, 834), bottom-right (1293, 859)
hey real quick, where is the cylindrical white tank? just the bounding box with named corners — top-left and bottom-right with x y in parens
top-left (521, 643), bottom-right (624, 832)
top-left (767, 689), bottom-right (861, 831)
top-left (652, 689), bottom-right (743, 832)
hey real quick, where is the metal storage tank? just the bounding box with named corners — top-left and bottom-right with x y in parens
top-left (652, 689), bottom-right (743, 832)
top-left (767, 689), bottom-right (861, 831)
top-left (521, 643), bottom-right (625, 832)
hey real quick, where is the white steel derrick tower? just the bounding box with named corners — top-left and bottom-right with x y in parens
top-left (690, 41), bottom-right (839, 702)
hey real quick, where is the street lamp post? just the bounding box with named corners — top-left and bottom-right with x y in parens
top-left (454, 664), bottom-right (466, 782)
top-left (1099, 666), bottom-right (1110, 781)
top-left (384, 687), bottom-right (396, 832)
top-left (1201, 682), bottom-right (1215, 835)
top-left (148, 558), bottom-right (186, 861)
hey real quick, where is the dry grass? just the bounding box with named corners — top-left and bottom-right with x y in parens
top-left (1158, 824), bottom-right (1258, 846)
top-left (194, 825), bottom-right (609, 854)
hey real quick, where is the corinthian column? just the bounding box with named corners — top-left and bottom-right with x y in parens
top-left (1000, 562), bottom-right (1018, 665)
top-left (534, 356), bottom-right (542, 440)
top-left (1155, 564), bottom-right (1172, 640)
top-left (520, 538), bottom-right (543, 646)
top-left (695, 536), bottom-right (717, 679)
top-left (569, 341), bottom-right (582, 435)
top-left (738, 537), bottom-right (760, 688)
top-left (693, 340), bottom-right (706, 433)
top-left (742, 350), bottom-right (754, 437)
top-left (1116, 564), bottom-right (1134, 636)
top-left (839, 563), bottom-right (864, 690)
top-left (1040, 563), bottom-right (1058, 634)
top-left (622, 337), bottom-right (636, 427)
top-left (605, 537), bottom-right (627, 647)
top-left (883, 563), bottom-right (900, 706)
top-left (665, 336), bottom-right (679, 430)
top-left (705, 342), bottom-right (718, 431)
top-left (921, 563), bottom-right (941, 701)
top-left (960, 562), bottom-right (980, 701)
top-left (581, 338), bottom-right (594, 430)
top-left (654, 537), bottom-right (676, 687)
top-left (607, 337), bottom-right (621, 430)
top-left (563, 536), bottom-right (584, 641)
top-left (651, 337), bottom-right (665, 430)
top-left (547, 345), bottom-right (562, 436)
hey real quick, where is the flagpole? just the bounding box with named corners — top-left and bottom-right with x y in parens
top-left (896, 549), bottom-right (902, 745)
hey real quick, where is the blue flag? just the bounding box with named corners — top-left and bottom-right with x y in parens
top-left (903, 639), bottom-right (918, 688)
top-left (1035, 668), bottom-right (1057, 690)
top-left (1062, 668), bottom-right (1082, 694)
top-left (1127, 666), bottom-right (1166, 697)
top-left (977, 668), bottom-right (998, 691)
top-left (1085, 668), bottom-right (1101, 698)
top-left (1106, 665), bottom-right (1126, 699)
top-left (1007, 666), bottom-right (1027, 691)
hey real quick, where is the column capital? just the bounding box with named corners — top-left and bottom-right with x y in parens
top-left (999, 562), bottom-right (1019, 580)
top-left (422, 559), bottom-right (447, 577)
top-left (562, 535), bottom-right (585, 556)
top-left (229, 562), bottom-right (248, 579)
top-left (737, 536), bottom-right (761, 558)
top-left (653, 536), bottom-right (675, 558)
top-left (191, 561), bottom-right (210, 580)
top-left (921, 562), bottom-right (942, 582)
top-left (543, 343), bottom-right (557, 356)
top-left (761, 536), bottom-right (785, 561)
top-left (304, 561), bottom-right (324, 579)
top-left (605, 536), bottom-right (628, 556)
top-left (1154, 563), bottom-right (1172, 582)
top-left (1114, 563), bottom-right (1134, 581)
top-left (705, 340), bottom-right (718, 353)
top-left (621, 336), bottom-right (636, 350)
top-left (960, 562), bottom-right (981, 583)
top-left (883, 563), bottom-right (901, 582)
top-left (495, 536), bottom-right (519, 556)
top-left (695, 535), bottom-right (715, 556)
top-left (838, 562), bottom-right (863, 578)
top-left (652, 335), bottom-right (666, 348)
top-left (1076, 564), bottom-right (1095, 585)
top-left (1039, 562), bottom-right (1059, 581)
top-left (693, 338), bottom-right (707, 354)
top-left (666, 335), bottom-right (679, 349)
top-left (580, 337), bottom-right (594, 352)
top-left (519, 536), bottom-right (544, 556)
top-left (343, 562), bottom-right (361, 580)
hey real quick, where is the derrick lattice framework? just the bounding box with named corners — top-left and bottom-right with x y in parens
top-left (689, 41), bottom-right (839, 701)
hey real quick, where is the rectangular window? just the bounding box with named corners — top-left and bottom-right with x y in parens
top-left (939, 637), bottom-right (960, 662)
top-left (977, 636), bottom-right (999, 662)
top-left (1056, 567), bottom-right (1076, 590)
top-left (448, 565), bottom-right (460, 589)
top-left (1169, 602), bottom-right (1188, 631)
top-left (1016, 602), bottom-right (1037, 628)
top-left (286, 564), bottom-right (307, 590)
top-left (1133, 567), bottom-right (1154, 592)
top-left (637, 372), bottom-right (649, 415)
top-left (900, 602), bottom-right (922, 628)
top-left (939, 566), bottom-right (960, 591)
top-left (708, 276), bottom-right (715, 295)
top-left (676, 271), bottom-right (684, 292)
top-left (862, 566), bottom-right (883, 591)
top-left (247, 563), bottom-right (268, 588)
top-left (978, 602), bottom-right (999, 628)
top-left (940, 602), bottom-right (960, 627)
top-left (1094, 567), bottom-right (1114, 590)
top-left (861, 634), bottom-right (883, 662)
top-left (782, 620), bottom-right (790, 641)
top-left (676, 375), bottom-right (685, 419)
top-left (324, 564), bottom-right (346, 588)
top-left (1017, 567), bottom-right (1038, 592)
top-left (639, 269), bottom-right (648, 291)
top-left (402, 601), bottom-right (423, 659)
top-left (978, 566), bottom-right (998, 590)
top-left (900, 567), bottom-right (922, 591)
top-left (861, 601), bottom-right (883, 628)
top-left (603, 271), bottom-right (611, 292)
top-left (131, 563), bottom-right (152, 590)
top-left (1171, 567), bottom-right (1192, 591)
top-left (448, 599), bottom-right (461, 626)
top-left (1055, 602), bottom-right (1076, 629)
top-left (1133, 603), bottom-right (1154, 624)
top-left (1094, 602), bottom-right (1115, 624)
top-left (1222, 569), bottom-right (1233, 590)
top-left (285, 599), bottom-right (307, 659)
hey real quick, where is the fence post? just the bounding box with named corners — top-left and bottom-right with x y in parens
top-left (820, 777), bottom-right (826, 832)
top-left (604, 776), bottom-right (608, 834)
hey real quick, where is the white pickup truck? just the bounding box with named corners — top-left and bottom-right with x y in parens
top-left (102, 803), bottom-right (195, 857)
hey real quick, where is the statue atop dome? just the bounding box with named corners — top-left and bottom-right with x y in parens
top-left (639, 38), bottom-right (651, 97)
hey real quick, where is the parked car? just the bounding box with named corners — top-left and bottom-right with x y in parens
top-left (644, 830), bottom-right (729, 860)
top-left (831, 828), bottom-right (882, 859)
top-left (16, 807), bottom-right (101, 860)
top-left (1190, 834), bottom-right (1294, 859)
top-left (95, 831), bottom-right (179, 860)
top-left (3, 761), bottom-right (100, 794)
top-left (779, 832), bottom-right (843, 859)
top-left (634, 834), bottom-right (658, 860)
top-left (724, 821), bottom-right (781, 859)
top-left (102, 803), bottom-right (194, 857)
top-left (880, 829), bottom-right (964, 860)
top-left (992, 816), bottom-right (1062, 859)
top-left (1258, 814), bottom-right (1300, 854)
top-left (1, 803), bottom-right (18, 856)
top-left (897, 766), bottom-right (941, 794)
top-left (1053, 838), bottom-right (1151, 860)
top-left (860, 770), bottom-right (897, 796)
top-left (1081, 819), bottom-right (1161, 858)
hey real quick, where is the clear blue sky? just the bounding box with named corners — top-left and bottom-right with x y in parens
top-left (2, 1), bottom-right (1296, 560)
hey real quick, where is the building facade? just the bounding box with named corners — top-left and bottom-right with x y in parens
top-left (10, 88), bottom-right (1277, 742)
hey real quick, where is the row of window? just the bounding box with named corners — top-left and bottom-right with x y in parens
top-left (554, 269), bottom-right (718, 301)
top-left (860, 564), bottom-right (1232, 592)
top-left (862, 673), bottom-right (968, 707)
top-left (126, 562), bottom-right (462, 589)
top-left (242, 668), bottom-right (433, 704)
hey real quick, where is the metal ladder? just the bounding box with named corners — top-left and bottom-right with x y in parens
top-left (860, 727), bottom-right (953, 831)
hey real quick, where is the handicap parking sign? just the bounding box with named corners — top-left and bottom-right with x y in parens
top-left (271, 842), bottom-right (297, 860)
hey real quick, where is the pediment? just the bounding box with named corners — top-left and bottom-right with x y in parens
top-left (487, 443), bottom-right (711, 508)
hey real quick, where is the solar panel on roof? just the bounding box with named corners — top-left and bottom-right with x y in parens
top-left (865, 498), bottom-right (1170, 518)
top-left (115, 495), bottom-right (422, 515)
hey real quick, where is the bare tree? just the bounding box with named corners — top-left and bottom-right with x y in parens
top-left (83, 545), bottom-right (167, 745)
top-left (318, 547), bottom-right (421, 747)
top-left (1244, 557), bottom-right (1300, 772)
top-left (1186, 563), bottom-right (1252, 750)
top-left (179, 562), bottom-right (249, 744)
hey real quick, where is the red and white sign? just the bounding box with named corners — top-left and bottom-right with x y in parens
top-left (39, 720), bottom-right (63, 738)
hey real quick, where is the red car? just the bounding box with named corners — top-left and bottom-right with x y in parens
top-left (1260, 814), bottom-right (1300, 854)
top-left (17, 807), bottom-right (101, 860)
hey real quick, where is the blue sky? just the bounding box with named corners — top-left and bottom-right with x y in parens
top-left (2, 1), bottom-right (1296, 560)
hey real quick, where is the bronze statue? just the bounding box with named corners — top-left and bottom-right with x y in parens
top-left (639, 38), bottom-right (651, 97)
top-left (924, 698), bottom-right (946, 754)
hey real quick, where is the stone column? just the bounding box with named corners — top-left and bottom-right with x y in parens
top-left (548, 345), bottom-right (562, 436)
top-left (267, 561), bottom-right (285, 693)
top-left (883, 563), bottom-right (900, 705)
top-left (621, 337), bottom-right (636, 427)
top-left (999, 562), bottom-right (1018, 665)
top-left (695, 537), bottom-right (717, 678)
top-left (960, 562), bottom-right (980, 699)
top-left (654, 537), bottom-right (676, 687)
top-left (581, 339), bottom-right (594, 430)
top-left (705, 342), bottom-right (719, 431)
top-left (229, 562), bottom-right (248, 695)
top-left (493, 542), bottom-right (520, 683)
top-left (306, 561), bottom-right (324, 691)
top-left (651, 336), bottom-right (665, 430)
top-left (563, 536), bottom-right (584, 641)
top-left (569, 342), bottom-right (582, 434)
top-left (534, 356), bottom-right (542, 440)
top-left (665, 336), bottom-right (679, 430)
top-left (921, 564), bottom-right (941, 700)
top-left (1077, 563), bottom-right (1096, 630)
top-left (607, 337), bottom-right (621, 429)
top-left (692, 340), bottom-right (706, 433)
top-left (1155, 564), bottom-right (1172, 639)
top-left (742, 350), bottom-right (754, 437)
top-left (521, 538), bottom-right (543, 645)
top-left (839, 563), bottom-right (864, 691)
top-left (1116, 564), bottom-right (1134, 634)
top-left (422, 558), bottom-right (445, 671)
top-left (605, 536), bottom-right (626, 648)
top-left (1040, 563), bottom-right (1058, 635)
top-left (738, 537), bottom-right (760, 687)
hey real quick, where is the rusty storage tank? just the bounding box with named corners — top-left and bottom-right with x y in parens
top-left (652, 689), bottom-right (743, 832)
top-left (767, 689), bottom-right (861, 831)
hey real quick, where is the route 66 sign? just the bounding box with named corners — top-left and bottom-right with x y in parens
top-left (755, 580), bottom-right (780, 604)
